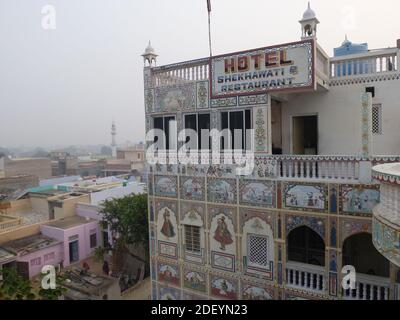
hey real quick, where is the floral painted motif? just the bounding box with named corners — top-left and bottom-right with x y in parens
top-left (286, 214), bottom-right (326, 240)
top-left (196, 81), bottom-right (209, 109)
top-left (255, 108), bottom-right (267, 152)
top-left (238, 94), bottom-right (268, 106)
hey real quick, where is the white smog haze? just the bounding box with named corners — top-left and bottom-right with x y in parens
top-left (0, 0), bottom-right (399, 148)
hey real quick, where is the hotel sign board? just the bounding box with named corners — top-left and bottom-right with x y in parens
top-left (210, 40), bottom-right (315, 98)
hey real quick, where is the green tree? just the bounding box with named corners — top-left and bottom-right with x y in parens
top-left (0, 267), bottom-right (35, 300)
top-left (100, 193), bottom-right (149, 272)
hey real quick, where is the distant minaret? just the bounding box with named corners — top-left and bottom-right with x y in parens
top-left (111, 121), bottom-right (117, 157)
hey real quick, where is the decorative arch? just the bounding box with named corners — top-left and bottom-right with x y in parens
top-left (342, 232), bottom-right (389, 278)
top-left (287, 225), bottom-right (326, 267)
top-left (340, 219), bottom-right (371, 245)
top-left (285, 215), bottom-right (326, 240)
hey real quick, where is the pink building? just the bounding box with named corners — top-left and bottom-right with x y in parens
top-left (41, 215), bottom-right (100, 267)
top-left (1, 235), bottom-right (63, 279)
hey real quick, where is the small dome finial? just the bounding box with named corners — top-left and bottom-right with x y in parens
top-left (302, 1), bottom-right (316, 20)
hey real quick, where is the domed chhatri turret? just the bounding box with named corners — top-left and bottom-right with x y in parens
top-left (142, 41), bottom-right (158, 67)
top-left (299, 2), bottom-right (320, 40)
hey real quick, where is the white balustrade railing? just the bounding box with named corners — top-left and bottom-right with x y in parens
top-left (152, 58), bottom-right (209, 87)
top-left (275, 156), bottom-right (359, 182)
top-left (342, 273), bottom-right (391, 300)
top-left (285, 261), bottom-right (326, 294)
top-left (330, 49), bottom-right (398, 78)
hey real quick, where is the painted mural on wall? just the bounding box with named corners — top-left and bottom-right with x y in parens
top-left (210, 276), bottom-right (237, 299)
top-left (283, 182), bottom-right (327, 212)
top-left (254, 156), bottom-right (278, 178)
top-left (158, 285), bottom-right (181, 300)
top-left (157, 263), bottom-right (180, 287)
top-left (156, 200), bottom-right (178, 258)
top-left (241, 284), bottom-right (273, 300)
top-left (209, 206), bottom-right (237, 272)
top-left (239, 180), bottom-right (275, 208)
top-left (340, 184), bottom-right (380, 215)
top-left (154, 175), bottom-right (177, 198)
top-left (183, 269), bottom-right (207, 293)
top-left (180, 176), bottom-right (205, 201)
top-left (214, 216), bottom-right (234, 251)
top-left (373, 217), bottom-right (400, 266)
top-left (154, 83), bottom-right (196, 112)
top-left (207, 178), bottom-right (236, 204)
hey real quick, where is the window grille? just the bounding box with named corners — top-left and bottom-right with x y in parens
top-left (372, 104), bottom-right (382, 134)
top-left (247, 234), bottom-right (269, 267)
top-left (184, 225), bottom-right (201, 253)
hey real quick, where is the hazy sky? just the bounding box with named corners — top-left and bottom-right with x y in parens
top-left (0, 0), bottom-right (399, 148)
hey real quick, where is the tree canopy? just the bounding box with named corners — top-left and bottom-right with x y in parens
top-left (100, 193), bottom-right (149, 253)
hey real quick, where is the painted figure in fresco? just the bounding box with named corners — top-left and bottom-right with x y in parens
top-left (161, 209), bottom-right (176, 238)
top-left (214, 216), bottom-right (233, 250)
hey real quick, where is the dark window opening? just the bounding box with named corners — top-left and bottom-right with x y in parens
top-left (221, 110), bottom-right (252, 151)
top-left (287, 226), bottom-right (325, 266)
top-left (184, 113), bottom-right (210, 150)
top-left (153, 116), bottom-right (176, 150)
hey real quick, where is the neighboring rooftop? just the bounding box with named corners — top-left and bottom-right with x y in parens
top-left (0, 247), bottom-right (16, 264)
top-left (2, 234), bottom-right (61, 256)
top-left (62, 268), bottom-right (118, 298)
top-left (43, 215), bottom-right (95, 230)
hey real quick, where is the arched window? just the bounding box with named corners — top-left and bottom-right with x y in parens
top-left (342, 232), bottom-right (389, 278)
top-left (287, 226), bottom-right (325, 266)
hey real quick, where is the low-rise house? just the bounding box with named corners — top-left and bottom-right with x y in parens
top-left (41, 215), bottom-right (100, 267)
top-left (0, 248), bottom-right (16, 280)
top-left (1, 234), bottom-right (63, 279)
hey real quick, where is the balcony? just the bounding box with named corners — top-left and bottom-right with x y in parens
top-left (0, 214), bottom-right (23, 232)
top-left (342, 273), bottom-right (391, 300)
top-left (151, 151), bottom-right (400, 184)
top-left (285, 261), bottom-right (326, 295)
top-left (330, 49), bottom-right (398, 80)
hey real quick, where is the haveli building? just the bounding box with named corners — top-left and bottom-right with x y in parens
top-left (144, 3), bottom-right (400, 300)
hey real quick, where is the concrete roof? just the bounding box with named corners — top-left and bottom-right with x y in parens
top-left (43, 215), bottom-right (95, 230)
top-left (0, 247), bottom-right (16, 264)
top-left (2, 234), bottom-right (62, 256)
top-left (63, 268), bottom-right (116, 296)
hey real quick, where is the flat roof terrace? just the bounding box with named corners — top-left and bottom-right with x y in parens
top-left (43, 215), bottom-right (95, 230)
top-left (2, 234), bottom-right (61, 256)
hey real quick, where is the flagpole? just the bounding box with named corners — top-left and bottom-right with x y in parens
top-left (207, 0), bottom-right (212, 57)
